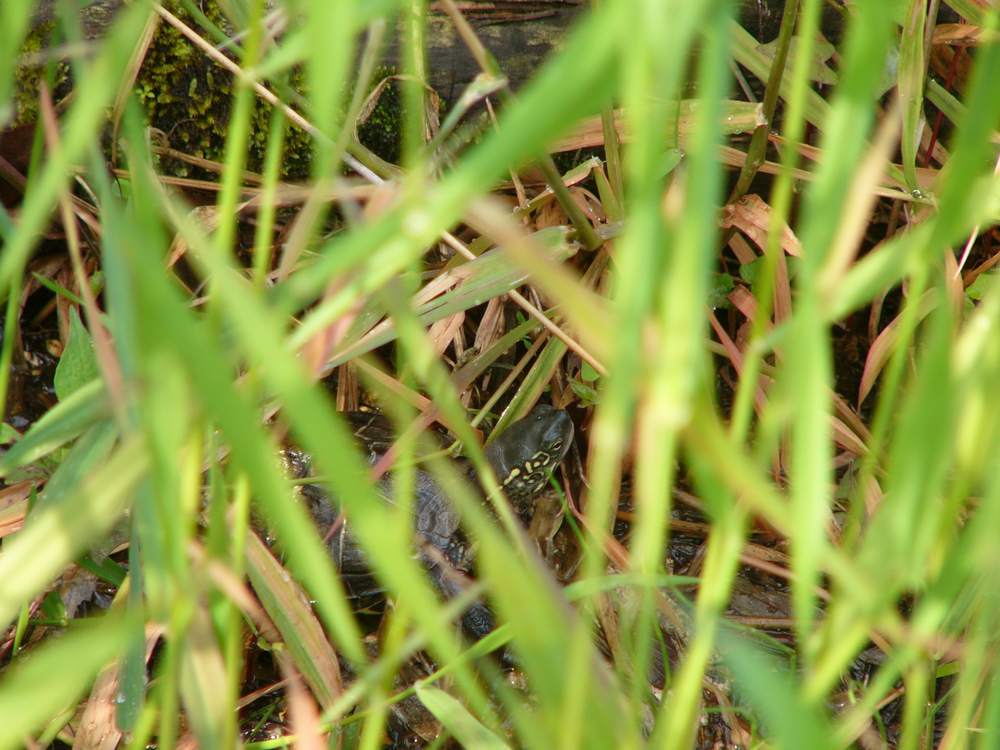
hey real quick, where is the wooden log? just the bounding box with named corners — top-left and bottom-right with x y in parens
top-left (28, 0), bottom-right (848, 103)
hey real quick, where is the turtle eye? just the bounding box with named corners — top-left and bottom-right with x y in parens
top-left (548, 440), bottom-right (563, 452)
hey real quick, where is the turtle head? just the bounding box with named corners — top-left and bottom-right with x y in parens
top-left (485, 403), bottom-right (574, 501)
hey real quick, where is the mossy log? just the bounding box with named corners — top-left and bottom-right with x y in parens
top-left (17, 1), bottom-right (847, 177)
top-left (391, 1), bottom-right (846, 101)
top-left (30, 1), bottom-right (844, 100)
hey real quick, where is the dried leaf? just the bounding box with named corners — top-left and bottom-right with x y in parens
top-left (858, 293), bottom-right (936, 405)
top-left (428, 311), bottom-right (465, 356)
top-left (932, 23), bottom-right (995, 47)
top-left (549, 101), bottom-right (765, 153)
top-left (246, 533), bottom-right (343, 708)
top-left (720, 195), bottom-right (802, 257)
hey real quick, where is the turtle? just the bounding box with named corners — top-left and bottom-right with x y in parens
top-left (290, 403), bottom-right (575, 639)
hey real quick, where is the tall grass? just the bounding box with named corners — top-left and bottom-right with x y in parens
top-left (1, 0), bottom-right (999, 748)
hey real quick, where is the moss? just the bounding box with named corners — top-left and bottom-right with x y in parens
top-left (16, 2), bottom-right (407, 179)
top-left (13, 22), bottom-right (70, 126)
top-left (258, 67), bottom-right (313, 178)
top-left (356, 67), bottom-right (405, 166)
top-left (135, 1), bottom-right (313, 178)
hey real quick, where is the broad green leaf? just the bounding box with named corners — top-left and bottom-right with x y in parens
top-left (54, 308), bottom-right (100, 401)
top-left (707, 271), bottom-right (736, 309)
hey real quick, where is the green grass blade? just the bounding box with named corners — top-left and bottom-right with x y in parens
top-left (898, 0), bottom-right (927, 192)
top-left (652, 3), bottom-right (735, 745)
top-left (785, 0), bottom-right (899, 661)
top-left (179, 605), bottom-right (232, 749)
